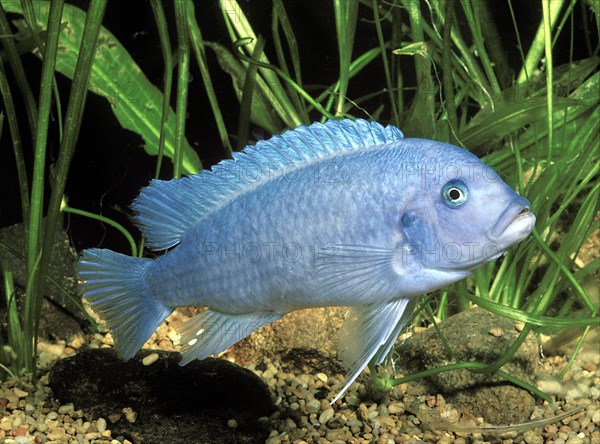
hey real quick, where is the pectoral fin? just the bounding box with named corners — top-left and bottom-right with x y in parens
top-left (332, 298), bottom-right (416, 404)
top-left (177, 309), bottom-right (281, 365)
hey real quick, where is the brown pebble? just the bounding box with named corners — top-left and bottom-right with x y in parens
top-left (426, 395), bottom-right (436, 408)
top-left (11, 427), bottom-right (27, 436)
top-left (582, 362), bottom-right (597, 372)
top-left (319, 399), bottom-right (329, 413)
top-left (108, 412), bottom-right (121, 423)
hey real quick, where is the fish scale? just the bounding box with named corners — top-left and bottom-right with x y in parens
top-left (76, 118), bottom-right (535, 403)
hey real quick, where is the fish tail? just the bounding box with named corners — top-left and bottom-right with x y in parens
top-left (76, 248), bottom-right (172, 360)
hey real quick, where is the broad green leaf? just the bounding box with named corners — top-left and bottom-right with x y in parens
top-left (2, 0), bottom-right (201, 174)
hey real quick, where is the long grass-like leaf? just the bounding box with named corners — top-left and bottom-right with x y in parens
top-left (237, 36), bottom-right (265, 150)
top-left (517, 0), bottom-right (564, 83)
top-left (187, 2), bottom-right (232, 157)
top-left (333, 0), bottom-right (359, 117)
top-left (26, 0), bottom-right (64, 327)
top-left (271, 0), bottom-right (308, 122)
top-left (0, 24), bottom-right (29, 233)
top-left (219, 0), bottom-right (302, 127)
top-left (0, 5), bottom-right (37, 139)
top-left (173, 0), bottom-right (190, 179)
top-left (149, 0), bottom-right (174, 177)
top-left (29, 0), bottom-right (108, 377)
top-left (1, 0), bottom-right (201, 174)
top-left (371, 0), bottom-right (399, 124)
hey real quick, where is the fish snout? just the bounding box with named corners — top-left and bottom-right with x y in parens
top-left (489, 196), bottom-right (536, 243)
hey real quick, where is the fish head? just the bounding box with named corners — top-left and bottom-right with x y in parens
top-left (398, 143), bottom-right (536, 275)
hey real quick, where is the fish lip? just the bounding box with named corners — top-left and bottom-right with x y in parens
top-left (489, 196), bottom-right (536, 241)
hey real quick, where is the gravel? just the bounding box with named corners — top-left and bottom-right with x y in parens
top-left (0, 320), bottom-right (598, 443)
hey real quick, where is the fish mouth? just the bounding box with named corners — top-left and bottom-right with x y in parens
top-left (489, 196), bottom-right (536, 243)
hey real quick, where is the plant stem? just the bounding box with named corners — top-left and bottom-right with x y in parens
top-left (28, 0), bottom-right (107, 377)
top-left (149, 0), bottom-right (173, 177)
top-left (173, 0), bottom-right (190, 179)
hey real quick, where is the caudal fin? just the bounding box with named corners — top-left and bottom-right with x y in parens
top-left (76, 248), bottom-right (172, 360)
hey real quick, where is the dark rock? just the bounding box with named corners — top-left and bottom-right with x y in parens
top-left (0, 221), bottom-right (89, 342)
top-left (49, 348), bottom-right (274, 444)
top-left (394, 307), bottom-right (539, 424)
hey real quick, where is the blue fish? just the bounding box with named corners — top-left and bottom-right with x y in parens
top-left (77, 119), bottom-right (535, 402)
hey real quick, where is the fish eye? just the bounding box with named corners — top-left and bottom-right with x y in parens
top-left (442, 179), bottom-right (469, 208)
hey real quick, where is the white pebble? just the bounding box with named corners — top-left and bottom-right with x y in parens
top-left (142, 353), bottom-right (159, 366)
top-left (315, 372), bottom-right (328, 383)
top-left (96, 417), bottom-right (107, 432)
top-left (536, 379), bottom-right (563, 395)
top-left (488, 327), bottom-right (504, 337)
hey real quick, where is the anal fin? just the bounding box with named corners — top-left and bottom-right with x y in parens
top-left (332, 298), bottom-right (416, 404)
top-left (177, 309), bottom-right (281, 365)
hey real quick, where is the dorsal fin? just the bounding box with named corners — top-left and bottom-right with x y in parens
top-left (132, 118), bottom-right (404, 250)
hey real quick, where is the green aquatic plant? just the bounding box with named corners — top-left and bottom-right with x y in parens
top-left (0, 0), bottom-right (597, 405)
top-left (0, 0), bottom-right (109, 376)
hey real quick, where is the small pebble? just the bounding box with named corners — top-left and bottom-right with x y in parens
top-left (306, 399), bottom-right (320, 414)
top-left (12, 388), bottom-right (28, 398)
top-left (122, 407), bottom-right (137, 423)
top-left (537, 379), bottom-right (563, 395)
top-left (319, 407), bottom-right (334, 424)
top-left (488, 327), bottom-right (504, 337)
top-left (315, 372), bottom-right (328, 383)
top-left (108, 412), bottom-right (121, 423)
top-left (11, 427), bottom-right (26, 436)
top-left (46, 427), bottom-right (66, 441)
top-left (58, 402), bottom-right (74, 414)
top-left (96, 417), bottom-right (107, 433)
top-left (523, 429), bottom-right (544, 444)
top-left (325, 429), bottom-right (346, 441)
top-left (388, 403), bottom-right (404, 415)
top-left (142, 352), bottom-right (159, 366)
